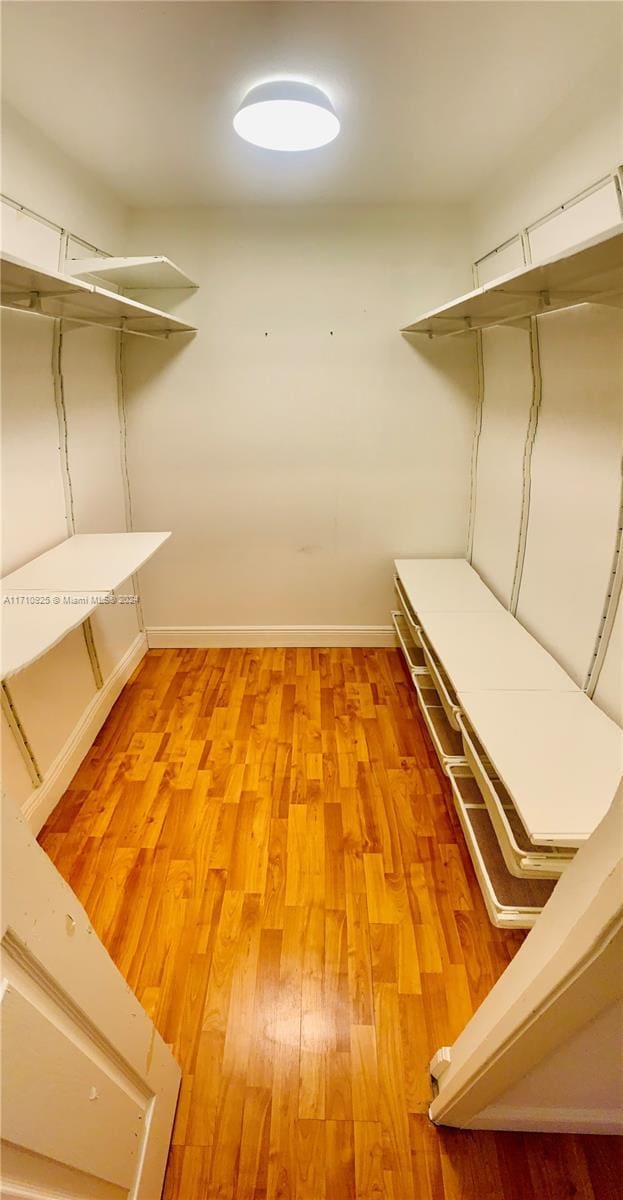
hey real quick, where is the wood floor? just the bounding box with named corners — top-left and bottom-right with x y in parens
top-left (39, 647), bottom-right (620, 1200)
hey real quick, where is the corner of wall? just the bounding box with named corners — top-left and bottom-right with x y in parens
top-left (1, 100), bottom-right (130, 252)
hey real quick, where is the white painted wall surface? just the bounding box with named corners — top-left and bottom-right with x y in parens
top-left (124, 205), bottom-right (475, 636)
top-left (474, 1000), bottom-right (623, 1134)
top-left (1, 310), bottom-right (67, 573)
top-left (7, 631), bottom-right (98, 777)
top-left (516, 306), bottom-right (623, 686)
top-left (468, 97), bottom-right (623, 721)
top-left (1, 111), bottom-right (144, 831)
top-left (61, 328), bottom-right (142, 681)
top-left (470, 327), bottom-right (533, 606)
top-left (469, 68), bottom-right (621, 260)
top-left (1, 102), bottom-right (128, 253)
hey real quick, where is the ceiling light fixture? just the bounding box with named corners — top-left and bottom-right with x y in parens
top-left (233, 81), bottom-right (340, 152)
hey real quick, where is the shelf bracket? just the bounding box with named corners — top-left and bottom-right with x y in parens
top-left (2, 291), bottom-right (44, 311)
top-left (82, 617), bottom-right (104, 690)
top-left (1, 681), bottom-right (43, 788)
top-left (490, 288), bottom-right (551, 304)
top-left (585, 468), bottom-right (623, 697)
top-left (466, 331), bottom-right (484, 563)
top-left (59, 315), bottom-right (171, 341)
top-left (51, 319), bottom-right (76, 535)
top-left (510, 316), bottom-right (543, 614)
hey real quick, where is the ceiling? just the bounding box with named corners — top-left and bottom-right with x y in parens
top-left (2, 1), bottom-right (620, 207)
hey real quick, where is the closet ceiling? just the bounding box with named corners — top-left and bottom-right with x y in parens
top-left (2, 1), bottom-right (619, 206)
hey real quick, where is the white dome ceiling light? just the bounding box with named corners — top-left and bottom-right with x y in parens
top-left (233, 81), bottom-right (340, 152)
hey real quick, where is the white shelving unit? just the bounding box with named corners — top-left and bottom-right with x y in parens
top-left (401, 224), bottom-right (623, 337)
top-left (393, 556), bottom-right (623, 926)
top-left (67, 255), bottom-right (197, 291)
top-left (1, 252), bottom-right (196, 337)
top-left (1, 532), bottom-right (170, 679)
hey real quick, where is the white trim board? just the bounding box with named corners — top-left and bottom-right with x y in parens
top-left (467, 1105), bottom-right (623, 1136)
top-left (147, 625), bottom-right (397, 649)
top-left (20, 632), bottom-right (147, 834)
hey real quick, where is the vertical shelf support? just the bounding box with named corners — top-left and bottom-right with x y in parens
top-left (116, 332), bottom-right (145, 632)
top-left (82, 619), bottom-right (104, 690)
top-left (1, 682), bottom-right (42, 788)
top-left (51, 319), bottom-right (76, 536)
top-left (52, 319), bottom-right (104, 689)
top-left (509, 316), bottom-right (543, 615)
top-left (466, 331), bottom-right (484, 563)
top-left (585, 470), bottom-right (623, 697)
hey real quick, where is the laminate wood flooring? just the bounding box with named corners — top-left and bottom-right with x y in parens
top-left (39, 648), bottom-right (621, 1199)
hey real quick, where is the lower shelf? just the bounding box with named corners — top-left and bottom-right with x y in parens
top-left (392, 609), bottom-right (426, 673)
top-left (449, 770), bottom-right (556, 928)
top-left (412, 671), bottom-right (466, 770)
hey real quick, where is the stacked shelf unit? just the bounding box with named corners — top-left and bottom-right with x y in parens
top-left (392, 559), bottom-right (623, 928)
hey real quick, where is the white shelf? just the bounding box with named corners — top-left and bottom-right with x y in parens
top-left (1, 252), bottom-right (196, 337)
top-left (419, 610), bottom-right (579, 692)
top-left (67, 256), bottom-right (197, 291)
top-left (402, 225), bottom-right (623, 337)
top-left (2, 532), bottom-right (170, 593)
top-left (412, 671), bottom-right (466, 766)
top-left (1, 532), bottom-right (170, 679)
top-left (448, 770), bottom-right (556, 929)
top-left (394, 558), bottom-right (503, 613)
top-left (456, 689), bottom-right (623, 847)
top-left (2, 599), bottom-right (105, 683)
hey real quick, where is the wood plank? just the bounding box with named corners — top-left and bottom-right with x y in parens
top-left (350, 1025), bottom-right (380, 1121)
top-left (354, 1121), bottom-right (384, 1200)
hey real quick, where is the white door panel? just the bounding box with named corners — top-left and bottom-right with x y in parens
top-left (2, 978), bottom-right (145, 1188)
top-left (1, 797), bottom-right (180, 1199)
top-left (1, 1140), bottom-right (126, 1200)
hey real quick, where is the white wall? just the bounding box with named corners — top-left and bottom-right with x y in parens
top-left (470, 326), bottom-right (533, 607)
top-left (474, 1000), bottom-right (623, 1134)
top-left (2, 102), bottom-right (127, 253)
top-left (124, 204), bottom-right (476, 642)
top-left (470, 65), bottom-right (622, 260)
top-left (1, 111), bottom-right (145, 832)
top-left (468, 110), bottom-right (623, 719)
top-left (515, 306), bottom-right (623, 688)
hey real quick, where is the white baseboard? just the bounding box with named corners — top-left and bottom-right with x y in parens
top-left (469, 1105), bottom-right (623, 1135)
top-left (147, 625), bottom-right (397, 649)
top-left (23, 633), bottom-right (148, 835)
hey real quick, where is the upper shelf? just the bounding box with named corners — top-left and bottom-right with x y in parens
top-left (1, 532), bottom-right (170, 679)
top-left (1, 252), bottom-right (197, 337)
top-left (67, 255), bottom-right (197, 291)
top-left (456, 689), bottom-right (623, 846)
top-left (402, 224), bottom-right (623, 337)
